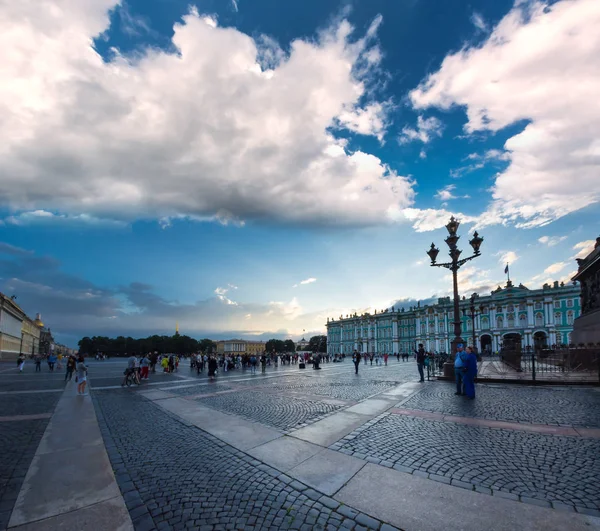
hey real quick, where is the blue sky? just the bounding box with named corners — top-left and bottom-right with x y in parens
top-left (1, 0), bottom-right (598, 347)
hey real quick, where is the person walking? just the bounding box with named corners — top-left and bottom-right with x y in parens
top-left (17, 353), bottom-right (25, 373)
top-left (76, 355), bottom-right (88, 395)
top-left (463, 346), bottom-right (478, 399)
top-left (454, 344), bottom-right (468, 396)
top-left (65, 354), bottom-right (76, 381)
top-left (416, 344), bottom-right (426, 382)
top-left (260, 354), bottom-right (267, 374)
top-left (140, 354), bottom-right (150, 380)
top-left (34, 354), bottom-right (42, 372)
top-left (47, 353), bottom-right (57, 371)
top-left (384, 353), bottom-right (389, 366)
top-left (352, 350), bottom-right (361, 375)
top-left (208, 356), bottom-right (218, 380)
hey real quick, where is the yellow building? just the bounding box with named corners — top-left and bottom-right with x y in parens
top-left (215, 339), bottom-right (266, 356)
top-left (21, 313), bottom-right (43, 357)
top-left (246, 341), bottom-right (266, 356)
top-left (0, 294), bottom-right (25, 360)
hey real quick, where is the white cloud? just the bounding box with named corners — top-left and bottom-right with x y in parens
top-left (293, 277), bottom-right (317, 288)
top-left (116, 2), bottom-right (152, 36)
top-left (4, 210), bottom-right (126, 227)
top-left (470, 12), bottom-right (488, 32)
top-left (419, 149), bottom-right (427, 159)
top-left (337, 102), bottom-right (390, 142)
top-left (538, 235), bottom-right (567, 247)
top-left (410, 0), bottom-right (600, 228)
top-left (0, 2), bottom-right (415, 228)
top-left (543, 261), bottom-right (568, 275)
top-left (400, 208), bottom-right (478, 232)
top-left (528, 260), bottom-right (574, 286)
top-left (231, 0), bottom-right (239, 13)
top-left (215, 286), bottom-right (238, 305)
top-left (443, 266), bottom-right (496, 295)
top-left (495, 250), bottom-right (518, 265)
top-left (435, 185), bottom-right (456, 201)
top-left (399, 116), bottom-right (443, 144)
top-left (572, 239), bottom-right (596, 259)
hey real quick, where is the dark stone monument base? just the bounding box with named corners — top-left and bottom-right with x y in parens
top-left (572, 309), bottom-right (600, 345)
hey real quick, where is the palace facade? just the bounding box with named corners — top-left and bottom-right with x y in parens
top-left (326, 280), bottom-right (581, 356)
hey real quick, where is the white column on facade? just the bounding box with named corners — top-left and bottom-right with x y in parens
top-left (546, 299), bottom-right (554, 325)
top-left (490, 306), bottom-right (496, 330)
top-left (527, 301), bottom-right (534, 327)
top-left (392, 319), bottom-right (399, 354)
top-left (374, 321), bottom-right (378, 354)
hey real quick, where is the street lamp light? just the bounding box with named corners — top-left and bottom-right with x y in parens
top-left (426, 216), bottom-right (484, 367)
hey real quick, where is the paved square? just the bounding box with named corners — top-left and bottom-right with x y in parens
top-left (2, 358), bottom-right (600, 530)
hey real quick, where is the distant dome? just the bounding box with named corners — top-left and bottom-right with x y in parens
top-left (34, 313), bottom-right (44, 327)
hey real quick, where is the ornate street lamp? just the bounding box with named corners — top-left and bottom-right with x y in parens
top-left (426, 217), bottom-right (483, 369)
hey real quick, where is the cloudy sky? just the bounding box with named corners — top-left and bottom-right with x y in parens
top-left (1, 0), bottom-right (598, 347)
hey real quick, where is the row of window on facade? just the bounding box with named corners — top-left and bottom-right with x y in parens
top-left (336, 300), bottom-right (576, 330)
top-left (331, 310), bottom-right (577, 341)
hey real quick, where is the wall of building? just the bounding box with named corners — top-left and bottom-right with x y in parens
top-left (216, 340), bottom-right (266, 355)
top-left (0, 297), bottom-right (25, 360)
top-left (326, 281), bottom-right (581, 355)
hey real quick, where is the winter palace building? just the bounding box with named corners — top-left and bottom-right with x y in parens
top-left (325, 280), bottom-right (581, 356)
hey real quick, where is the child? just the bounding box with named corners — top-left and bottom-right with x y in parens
top-left (76, 356), bottom-right (88, 395)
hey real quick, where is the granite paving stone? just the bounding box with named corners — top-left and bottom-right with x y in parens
top-left (93, 390), bottom-right (388, 530)
top-left (400, 382), bottom-right (600, 427)
top-left (336, 412), bottom-right (600, 512)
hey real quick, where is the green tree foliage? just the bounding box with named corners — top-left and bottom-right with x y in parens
top-left (77, 334), bottom-right (202, 357)
top-left (308, 335), bottom-right (327, 353)
top-left (198, 338), bottom-right (217, 353)
top-left (265, 339), bottom-right (286, 353)
top-left (283, 339), bottom-right (295, 352)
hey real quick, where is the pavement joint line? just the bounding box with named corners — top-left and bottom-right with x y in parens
top-left (0, 389), bottom-right (65, 395)
top-left (0, 413), bottom-right (53, 422)
top-left (388, 407), bottom-right (600, 437)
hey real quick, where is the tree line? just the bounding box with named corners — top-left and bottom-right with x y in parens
top-left (77, 334), bottom-right (328, 357)
top-left (78, 335), bottom-right (217, 357)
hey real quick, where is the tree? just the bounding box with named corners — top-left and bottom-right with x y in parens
top-left (198, 338), bottom-right (217, 353)
top-left (265, 339), bottom-right (285, 353)
top-left (283, 339), bottom-right (295, 353)
top-left (78, 337), bottom-right (93, 354)
top-left (308, 335), bottom-right (327, 353)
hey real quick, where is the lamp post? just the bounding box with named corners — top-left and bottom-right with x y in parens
top-left (426, 216), bottom-right (483, 373)
top-left (463, 293), bottom-right (484, 354)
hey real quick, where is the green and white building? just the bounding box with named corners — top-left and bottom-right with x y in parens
top-left (326, 280), bottom-right (581, 356)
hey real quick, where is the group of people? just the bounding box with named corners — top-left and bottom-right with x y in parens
top-left (16, 352), bottom-right (89, 393)
top-left (16, 352), bottom-right (67, 373)
top-left (416, 343), bottom-right (478, 398)
top-left (350, 344), bottom-right (478, 399)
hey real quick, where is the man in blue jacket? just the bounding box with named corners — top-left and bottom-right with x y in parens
top-left (454, 344), bottom-right (468, 395)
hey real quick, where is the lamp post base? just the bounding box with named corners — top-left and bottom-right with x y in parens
top-left (443, 361), bottom-right (455, 379)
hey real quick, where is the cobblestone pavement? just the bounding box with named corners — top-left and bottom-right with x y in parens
top-left (400, 382), bottom-right (600, 427)
top-left (0, 420), bottom-right (49, 530)
top-left (93, 391), bottom-right (397, 531)
top-left (334, 412), bottom-right (600, 515)
top-left (196, 390), bottom-right (344, 432)
top-left (167, 383), bottom-right (234, 396)
top-left (258, 380), bottom-right (400, 401)
top-left (0, 366), bottom-right (63, 531)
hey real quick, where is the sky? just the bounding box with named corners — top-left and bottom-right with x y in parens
top-left (1, 0), bottom-right (599, 348)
